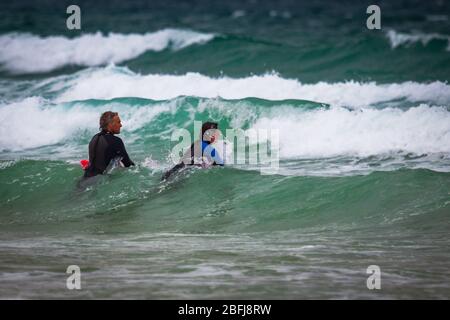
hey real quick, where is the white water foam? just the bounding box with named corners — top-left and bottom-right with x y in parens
top-left (0, 97), bottom-right (170, 151)
top-left (1, 94), bottom-right (449, 166)
top-left (251, 104), bottom-right (450, 158)
top-left (386, 30), bottom-right (450, 51)
top-left (51, 66), bottom-right (450, 108)
top-left (0, 29), bottom-right (215, 74)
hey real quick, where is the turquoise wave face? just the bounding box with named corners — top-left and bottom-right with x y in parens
top-left (1, 160), bottom-right (449, 235)
top-left (116, 31), bottom-right (450, 83)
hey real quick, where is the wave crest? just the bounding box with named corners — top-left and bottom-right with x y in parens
top-left (1, 96), bottom-right (449, 163)
top-left (0, 29), bottom-right (215, 74)
top-left (386, 30), bottom-right (450, 51)
top-left (48, 66), bottom-right (450, 108)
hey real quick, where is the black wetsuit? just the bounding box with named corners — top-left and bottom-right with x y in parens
top-left (83, 131), bottom-right (134, 178)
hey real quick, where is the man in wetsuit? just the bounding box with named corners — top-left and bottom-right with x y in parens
top-left (83, 111), bottom-right (134, 178)
top-left (162, 121), bottom-right (224, 180)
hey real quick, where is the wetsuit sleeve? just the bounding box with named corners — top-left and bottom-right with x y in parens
top-left (202, 142), bottom-right (224, 166)
top-left (87, 135), bottom-right (98, 164)
top-left (116, 138), bottom-right (135, 167)
top-left (84, 134), bottom-right (101, 177)
top-left (211, 147), bottom-right (224, 166)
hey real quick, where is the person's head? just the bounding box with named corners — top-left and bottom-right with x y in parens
top-left (201, 121), bottom-right (220, 143)
top-left (99, 111), bottom-right (122, 134)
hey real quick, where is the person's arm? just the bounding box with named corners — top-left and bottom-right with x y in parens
top-left (203, 143), bottom-right (224, 166)
top-left (211, 147), bottom-right (224, 166)
top-left (116, 138), bottom-right (134, 167)
top-left (86, 133), bottom-right (103, 175)
top-left (181, 142), bottom-right (196, 165)
top-left (87, 134), bottom-right (99, 166)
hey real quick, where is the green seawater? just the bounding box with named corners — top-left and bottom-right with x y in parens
top-left (1, 160), bottom-right (449, 299)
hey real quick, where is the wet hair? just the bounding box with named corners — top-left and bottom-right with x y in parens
top-left (99, 111), bottom-right (118, 131)
top-left (201, 121), bottom-right (218, 137)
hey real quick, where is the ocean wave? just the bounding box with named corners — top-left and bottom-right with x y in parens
top-left (1, 96), bottom-right (449, 167)
top-left (49, 66), bottom-right (450, 107)
top-left (0, 97), bottom-right (171, 151)
top-left (0, 29), bottom-right (215, 74)
top-left (1, 159), bottom-right (448, 231)
top-left (251, 103), bottom-right (450, 158)
top-left (386, 30), bottom-right (450, 51)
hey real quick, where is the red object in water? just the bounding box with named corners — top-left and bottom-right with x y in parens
top-left (80, 159), bottom-right (89, 170)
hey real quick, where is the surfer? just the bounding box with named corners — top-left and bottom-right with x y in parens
top-left (82, 111), bottom-right (134, 178)
top-left (162, 121), bottom-right (224, 181)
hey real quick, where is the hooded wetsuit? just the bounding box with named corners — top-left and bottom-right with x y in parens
top-left (84, 131), bottom-right (134, 178)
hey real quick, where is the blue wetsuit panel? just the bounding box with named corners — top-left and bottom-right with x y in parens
top-left (201, 141), bottom-right (224, 165)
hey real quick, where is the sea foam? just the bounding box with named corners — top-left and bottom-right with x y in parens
top-left (1, 96), bottom-right (449, 162)
top-left (0, 97), bottom-right (170, 151)
top-left (52, 66), bottom-right (450, 108)
top-left (386, 29), bottom-right (450, 50)
top-left (0, 29), bottom-right (215, 74)
top-left (251, 104), bottom-right (450, 158)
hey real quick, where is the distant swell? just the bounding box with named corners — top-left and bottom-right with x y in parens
top-left (0, 29), bottom-right (215, 74)
top-left (386, 30), bottom-right (450, 51)
top-left (48, 66), bottom-right (450, 108)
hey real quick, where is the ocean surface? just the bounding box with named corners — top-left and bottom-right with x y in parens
top-left (0, 0), bottom-right (449, 299)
